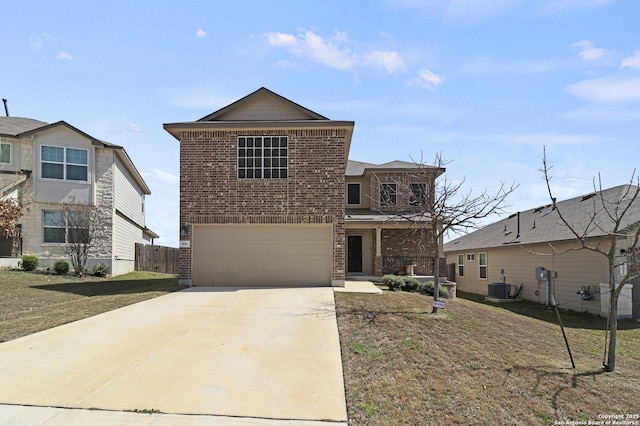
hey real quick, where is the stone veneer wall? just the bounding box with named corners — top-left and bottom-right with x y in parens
top-left (178, 128), bottom-right (347, 285)
top-left (17, 147), bottom-right (114, 268)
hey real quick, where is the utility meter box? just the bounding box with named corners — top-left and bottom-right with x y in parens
top-left (535, 267), bottom-right (548, 281)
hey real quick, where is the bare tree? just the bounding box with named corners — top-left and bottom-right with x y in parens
top-left (0, 183), bottom-right (31, 257)
top-left (541, 149), bottom-right (640, 372)
top-left (54, 201), bottom-right (100, 277)
top-left (376, 153), bottom-right (518, 313)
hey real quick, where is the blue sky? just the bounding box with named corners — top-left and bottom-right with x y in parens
top-left (3, 0), bottom-right (640, 247)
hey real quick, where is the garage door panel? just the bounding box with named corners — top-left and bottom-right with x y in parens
top-left (193, 224), bottom-right (332, 286)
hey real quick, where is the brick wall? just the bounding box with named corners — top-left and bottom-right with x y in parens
top-left (380, 228), bottom-right (440, 276)
top-left (179, 128), bottom-right (346, 284)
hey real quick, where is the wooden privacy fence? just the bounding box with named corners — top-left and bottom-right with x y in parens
top-left (135, 243), bottom-right (179, 274)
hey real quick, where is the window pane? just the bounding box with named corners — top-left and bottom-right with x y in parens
top-left (44, 227), bottom-right (65, 243)
top-left (280, 137), bottom-right (287, 147)
top-left (264, 139), bottom-right (271, 148)
top-left (280, 169), bottom-right (287, 178)
top-left (67, 165), bottom-right (88, 181)
top-left (246, 138), bottom-right (254, 147)
top-left (43, 211), bottom-right (64, 226)
top-left (264, 158), bottom-right (271, 167)
top-left (247, 169), bottom-right (253, 178)
top-left (68, 228), bottom-right (89, 243)
top-left (238, 158), bottom-right (245, 167)
top-left (264, 169), bottom-right (271, 178)
top-left (272, 169), bottom-right (279, 178)
top-left (42, 162), bottom-right (64, 179)
top-left (347, 184), bottom-right (360, 204)
top-left (480, 267), bottom-right (487, 279)
top-left (66, 148), bottom-right (87, 165)
top-left (255, 169), bottom-right (262, 178)
top-left (42, 146), bottom-right (64, 162)
top-left (238, 169), bottom-right (245, 178)
top-left (479, 253), bottom-right (487, 265)
top-left (0, 143), bottom-right (10, 163)
top-left (239, 149), bottom-right (245, 157)
top-left (279, 158), bottom-right (287, 167)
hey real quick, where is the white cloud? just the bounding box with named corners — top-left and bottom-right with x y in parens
top-left (143, 168), bottom-right (179, 184)
top-left (408, 68), bottom-right (444, 90)
top-left (196, 28), bottom-right (207, 38)
top-left (57, 51), bottom-right (74, 60)
top-left (30, 33), bottom-right (56, 49)
top-left (621, 51), bottom-right (640, 69)
top-left (266, 32), bottom-right (298, 47)
top-left (566, 76), bottom-right (640, 104)
top-left (572, 40), bottom-right (612, 62)
top-left (364, 51), bottom-right (406, 73)
top-left (264, 30), bottom-right (404, 74)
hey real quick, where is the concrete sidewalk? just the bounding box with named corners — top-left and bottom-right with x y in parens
top-left (0, 287), bottom-right (347, 425)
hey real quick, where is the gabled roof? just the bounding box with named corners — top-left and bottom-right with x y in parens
top-left (443, 185), bottom-right (640, 252)
top-left (0, 117), bottom-right (49, 137)
top-left (198, 87), bottom-right (329, 121)
top-left (346, 159), bottom-right (445, 177)
top-left (0, 118), bottom-right (149, 195)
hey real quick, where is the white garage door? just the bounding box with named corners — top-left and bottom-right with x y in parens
top-left (193, 224), bottom-right (333, 286)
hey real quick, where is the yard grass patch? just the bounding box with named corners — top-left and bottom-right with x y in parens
top-left (336, 290), bottom-right (640, 425)
top-left (0, 270), bottom-right (181, 342)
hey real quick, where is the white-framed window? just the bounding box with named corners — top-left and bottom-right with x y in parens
top-left (41, 146), bottom-right (88, 181)
top-left (410, 182), bottom-right (427, 206)
top-left (347, 183), bottom-right (361, 205)
top-left (237, 136), bottom-right (288, 179)
top-left (466, 253), bottom-right (475, 262)
top-left (380, 183), bottom-right (397, 206)
top-left (43, 211), bottom-right (89, 243)
top-left (0, 142), bottom-right (11, 164)
top-left (479, 252), bottom-right (487, 279)
top-left (457, 254), bottom-right (464, 277)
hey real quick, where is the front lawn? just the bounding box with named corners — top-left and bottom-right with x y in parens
top-left (0, 270), bottom-right (182, 342)
top-left (336, 290), bottom-right (640, 425)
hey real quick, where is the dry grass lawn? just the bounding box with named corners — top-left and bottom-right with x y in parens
top-left (0, 269), bottom-right (181, 342)
top-left (336, 290), bottom-right (640, 425)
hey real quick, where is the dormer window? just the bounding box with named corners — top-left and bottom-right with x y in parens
top-left (41, 146), bottom-right (88, 181)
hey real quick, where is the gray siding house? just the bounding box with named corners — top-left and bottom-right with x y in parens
top-left (0, 117), bottom-right (157, 275)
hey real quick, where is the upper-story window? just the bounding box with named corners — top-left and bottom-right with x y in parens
top-left (410, 182), bottom-right (427, 206)
top-left (237, 136), bottom-right (288, 179)
top-left (380, 183), bottom-right (397, 206)
top-left (347, 183), bottom-right (360, 205)
top-left (0, 143), bottom-right (11, 164)
top-left (41, 146), bottom-right (88, 181)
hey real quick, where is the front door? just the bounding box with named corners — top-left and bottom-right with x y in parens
top-left (347, 235), bottom-right (363, 273)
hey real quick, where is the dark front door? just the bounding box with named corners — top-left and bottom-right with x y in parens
top-left (347, 235), bottom-right (363, 273)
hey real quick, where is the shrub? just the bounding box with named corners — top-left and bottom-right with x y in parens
top-left (382, 274), bottom-right (404, 291)
top-left (401, 276), bottom-right (420, 292)
top-left (21, 255), bottom-right (38, 271)
top-left (418, 280), bottom-right (435, 295)
top-left (52, 260), bottom-right (69, 275)
top-left (439, 285), bottom-right (450, 298)
top-left (89, 263), bottom-right (110, 277)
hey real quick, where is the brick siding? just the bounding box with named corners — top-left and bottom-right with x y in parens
top-left (179, 128), bottom-right (347, 283)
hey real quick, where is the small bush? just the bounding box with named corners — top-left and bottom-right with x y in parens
top-left (21, 255), bottom-right (38, 271)
top-left (52, 260), bottom-right (69, 275)
top-left (418, 280), bottom-right (435, 295)
top-left (401, 276), bottom-right (420, 292)
top-left (382, 274), bottom-right (404, 291)
top-left (439, 285), bottom-right (450, 298)
top-left (89, 263), bottom-right (110, 277)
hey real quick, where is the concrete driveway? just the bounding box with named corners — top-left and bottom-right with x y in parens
top-left (0, 287), bottom-right (347, 425)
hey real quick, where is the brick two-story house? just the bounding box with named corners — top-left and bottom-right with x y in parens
top-left (165, 87), bottom-right (444, 287)
top-left (0, 117), bottom-right (157, 275)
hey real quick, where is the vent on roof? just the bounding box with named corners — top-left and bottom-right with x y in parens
top-left (534, 206), bottom-right (544, 213)
top-left (581, 193), bottom-right (596, 202)
top-left (508, 213), bottom-right (517, 219)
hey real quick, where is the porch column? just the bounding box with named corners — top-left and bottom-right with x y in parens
top-left (374, 226), bottom-right (383, 275)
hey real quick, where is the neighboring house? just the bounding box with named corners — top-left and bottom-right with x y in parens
top-left (165, 87), bottom-right (446, 287)
top-left (0, 117), bottom-right (158, 275)
top-left (443, 185), bottom-right (640, 319)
